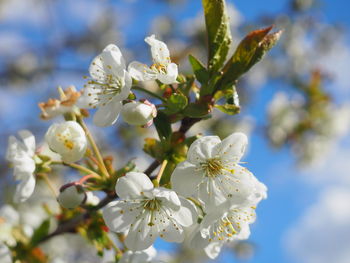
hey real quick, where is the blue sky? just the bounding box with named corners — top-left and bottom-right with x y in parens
top-left (1, 0), bottom-right (350, 262)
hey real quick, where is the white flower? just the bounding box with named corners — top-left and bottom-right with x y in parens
top-left (45, 121), bottom-right (87, 163)
top-left (128, 35), bottom-right (178, 84)
top-left (78, 44), bottom-right (132, 127)
top-left (0, 205), bottom-right (19, 246)
top-left (119, 246), bottom-right (164, 263)
top-left (6, 130), bottom-right (36, 203)
top-left (121, 100), bottom-right (157, 127)
top-left (190, 206), bottom-right (256, 259)
top-left (0, 243), bottom-right (12, 263)
top-left (38, 86), bottom-right (81, 120)
top-left (103, 172), bottom-right (197, 251)
top-left (171, 132), bottom-right (267, 211)
top-left (57, 184), bottom-right (87, 209)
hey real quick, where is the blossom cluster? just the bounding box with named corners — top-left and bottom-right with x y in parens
top-left (4, 34), bottom-right (267, 262)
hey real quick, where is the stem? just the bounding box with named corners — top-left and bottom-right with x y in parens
top-left (156, 159), bottom-right (168, 183)
top-left (52, 161), bottom-right (101, 178)
top-left (77, 116), bottom-right (109, 178)
top-left (106, 235), bottom-right (123, 256)
top-left (77, 174), bottom-right (98, 185)
top-left (132, 86), bottom-right (166, 102)
top-left (39, 174), bottom-right (58, 198)
top-left (144, 160), bottom-right (160, 176)
top-left (37, 192), bottom-right (117, 244)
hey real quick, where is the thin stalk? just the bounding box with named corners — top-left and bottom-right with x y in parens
top-left (106, 235), bottom-right (123, 257)
top-left (51, 161), bottom-right (101, 178)
top-left (39, 174), bottom-right (58, 198)
top-left (132, 86), bottom-right (166, 102)
top-left (77, 117), bottom-right (109, 178)
top-left (156, 159), bottom-right (168, 183)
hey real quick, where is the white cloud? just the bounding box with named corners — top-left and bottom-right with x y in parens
top-left (285, 135), bottom-right (350, 263)
top-left (285, 187), bottom-right (350, 263)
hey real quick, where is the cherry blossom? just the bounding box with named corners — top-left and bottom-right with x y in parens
top-left (103, 172), bottom-right (196, 251)
top-left (6, 130), bottom-right (36, 203)
top-left (45, 121), bottom-right (87, 163)
top-left (128, 35), bottom-right (178, 84)
top-left (171, 132), bottom-right (267, 211)
top-left (78, 44), bottom-right (132, 127)
top-left (121, 100), bottom-right (157, 127)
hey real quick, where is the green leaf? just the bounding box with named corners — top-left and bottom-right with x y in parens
top-left (153, 111), bottom-right (172, 140)
top-left (215, 104), bottom-right (240, 115)
top-left (214, 85), bottom-right (240, 115)
top-left (247, 30), bottom-right (283, 69)
top-left (188, 55), bottom-right (209, 84)
top-left (164, 93), bottom-right (188, 114)
top-left (182, 103), bottom-right (211, 118)
top-left (202, 0), bottom-right (232, 73)
top-left (31, 219), bottom-right (50, 247)
top-left (221, 27), bottom-right (281, 85)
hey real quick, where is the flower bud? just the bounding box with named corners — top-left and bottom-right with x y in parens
top-left (45, 121), bottom-right (87, 162)
top-left (57, 183), bottom-right (87, 209)
top-left (121, 100), bottom-right (157, 127)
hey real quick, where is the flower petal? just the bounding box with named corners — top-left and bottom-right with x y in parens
top-left (112, 70), bottom-right (132, 101)
top-left (102, 201), bottom-right (141, 233)
top-left (153, 187), bottom-right (181, 210)
top-left (89, 44), bottom-right (126, 81)
top-left (157, 63), bottom-right (178, 84)
top-left (187, 136), bottom-right (221, 165)
top-left (0, 205), bottom-right (19, 224)
top-left (125, 213), bottom-right (158, 251)
top-left (213, 132), bottom-right (248, 162)
top-left (145, 35), bottom-right (170, 66)
top-left (18, 130), bottom-right (35, 155)
top-left (198, 178), bottom-right (227, 210)
top-left (93, 100), bottom-right (122, 127)
top-left (13, 174), bottom-right (35, 203)
top-left (115, 172), bottom-right (153, 199)
top-left (128, 61), bottom-right (156, 81)
top-left (13, 156), bottom-right (36, 175)
top-left (0, 243), bottom-right (12, 263)
top-left (170, 161), bottom-right (204, 197)
top-left (204, 240), bottom-right (223, 259)
top-left (172, 197), bottom-right (197, 227)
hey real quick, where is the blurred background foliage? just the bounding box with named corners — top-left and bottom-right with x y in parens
top-left (1, 0), bottom-right (349, 262)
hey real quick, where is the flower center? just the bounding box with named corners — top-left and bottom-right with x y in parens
top-left (85, 70), bottom-right (124, 108)
top-left (208, 216), bottom-right (238, 242)
top-left (143, 198), bottom-right (161, 211)
top-left (142, 198), bottom-right (162, 227)
top-left (57, 132), bottom-right (75, 150)
top-left (150, 63), bottom-right (167, 73)
top-left (201, 158), bottom-right (223, 178)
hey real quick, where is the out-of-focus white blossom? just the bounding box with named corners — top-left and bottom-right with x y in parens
top-left (0, 205), bottom-right (19, 246)
top-left (6, 130), bottom-right (36, 203)
top-left (103, 172), bottom-right (197, 251)
top-left (171, 132), bottom-right (267, 211)
top-left (0, 243), bottom-right (12, 263)
top-left (78, 44), bottom-right (132, 127)
top-left (128, 35), bottom-right (178, 84)
top-left (267, 92), bottom-right (304, 146)
top-left (45, 121), bottom-right (87, 163)
top-left (121, 100), bottom-right (157, 127)
top-left (119, 246), bottom-right (164, 263)
top-left (57, 184), bottom-right (87, 209)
